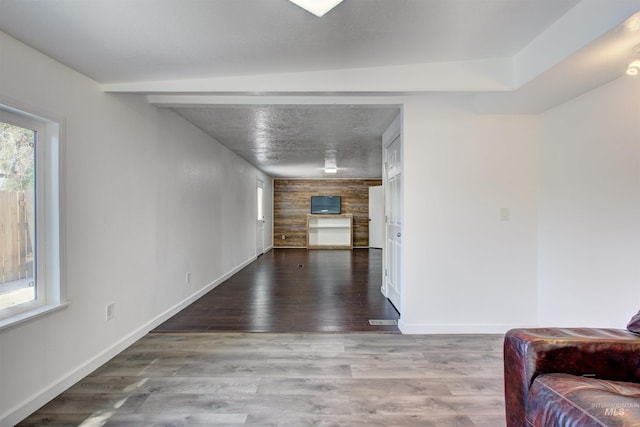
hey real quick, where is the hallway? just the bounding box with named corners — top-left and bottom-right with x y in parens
top-left (154, 249), bottom-right (400, 333)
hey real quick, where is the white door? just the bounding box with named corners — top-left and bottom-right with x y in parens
top-left (384, 134), bottom-right (402, 311)
top-left (368, 185), bottom-right (384, 249)
top-left (256, 179), bottom-right (265, 256)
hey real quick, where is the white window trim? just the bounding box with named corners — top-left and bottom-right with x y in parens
top-left (0, 102), bottom-right (66, 331)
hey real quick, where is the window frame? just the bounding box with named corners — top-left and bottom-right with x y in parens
top-left (0, 103), bottom-right (65, 330)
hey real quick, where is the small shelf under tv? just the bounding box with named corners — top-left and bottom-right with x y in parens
top-left (306, 214), bottom-right (353, 250)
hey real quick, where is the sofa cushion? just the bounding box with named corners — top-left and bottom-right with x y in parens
top-left (526, 373), bottom-right (640, 427)
top-left (628, 311), bottom-right (640, 335)
top-left (504, 328), bottom-right (640, 427)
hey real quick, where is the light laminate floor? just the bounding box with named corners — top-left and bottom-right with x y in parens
top-left (18, 333), bottom-right (506, 426)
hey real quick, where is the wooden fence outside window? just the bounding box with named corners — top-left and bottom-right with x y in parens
top-left (0, 191), bottom-right (34, 284)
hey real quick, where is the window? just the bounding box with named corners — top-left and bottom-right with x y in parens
top-left (0, 104), bottom-right (63, 329)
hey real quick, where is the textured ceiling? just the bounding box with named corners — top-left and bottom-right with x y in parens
top-left (174, 105), bottom-right (400, 178)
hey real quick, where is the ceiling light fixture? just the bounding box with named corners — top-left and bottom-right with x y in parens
top-left (627, 60), bottom-right (640, 76)
top-left (288, 0), bottom-right (343, 17)
top-left (324, 150), bottom-right (338, 173)
top-left (626, 44), bottom-right (640, 76)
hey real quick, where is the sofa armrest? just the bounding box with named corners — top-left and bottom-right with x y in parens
top-left (504, 328), bottom-right (640, 427)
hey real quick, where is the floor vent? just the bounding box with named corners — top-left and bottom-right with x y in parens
top-left (369, 319), bottom-right (398, 326)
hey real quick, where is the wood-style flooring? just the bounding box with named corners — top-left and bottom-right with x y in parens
top-left (18, 249), bottom-right (507, 426)
top-left (154, 249), bottom-right (400, 333)
top-left (18, 333), bottom-right (506, 426)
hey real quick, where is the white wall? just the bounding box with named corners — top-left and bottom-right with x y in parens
top-left (400, 98), bottom-right (540, 333)
top-left (0, 31), bottom-right (273, 425)
top-left (538, 76), bottom-right (640, 328)
top-left (398, 78), bottom-right (640, 334)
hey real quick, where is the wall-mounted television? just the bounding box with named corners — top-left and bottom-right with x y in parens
top-left (311, 196), bottom-right (341, 214)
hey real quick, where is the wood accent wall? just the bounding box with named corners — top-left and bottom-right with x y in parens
top-left (274, 179), bottom-right (382, 248)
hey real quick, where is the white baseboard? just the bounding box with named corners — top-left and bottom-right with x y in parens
top-left (398, 319), bottom-right (532, 335)
top-left (2, 255), bottom-right (257, 427)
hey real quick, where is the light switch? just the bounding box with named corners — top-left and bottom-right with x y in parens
top-left (501, 208), bottom-right (510, 221)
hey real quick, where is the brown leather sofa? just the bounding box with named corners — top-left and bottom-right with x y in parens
top-left (504, 327), bottom-right (640, 426)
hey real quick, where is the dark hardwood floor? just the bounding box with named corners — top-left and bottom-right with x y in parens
top-left (153, 248), bottom-right (400, 333)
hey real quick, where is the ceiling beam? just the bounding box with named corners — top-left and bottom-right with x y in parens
top-left (102, 59), bottom-right (513, 94)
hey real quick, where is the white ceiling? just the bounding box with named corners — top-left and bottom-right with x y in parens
top-left (1, 0), bottom-right (638, 178)
top-left (0, 0), bottom-right (579, 83)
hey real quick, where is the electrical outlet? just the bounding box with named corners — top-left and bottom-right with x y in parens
top-left (281, 235), bottom-right (285, 240)
top-left (106, 302), bottom-right (115, 321)
top-left (186, 272), bottom-right (191, 285)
